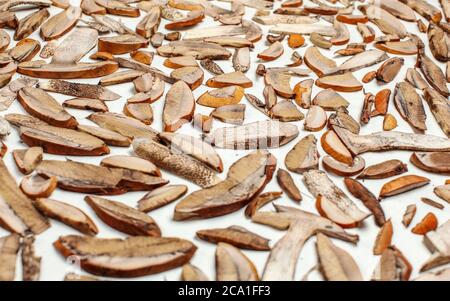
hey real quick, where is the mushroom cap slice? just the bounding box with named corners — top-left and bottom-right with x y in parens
top-left (197, 226), bottom-right (270, 251)
top-left (216, 242), bottom-right (259, 281)
top-left (410, 152), bottom-right (450, 174)
top-left (39, 6), bottom-right (82, 41)
top-left (138, 185), bottom-right (188, 213)
top-left (316, 72), bottom-right (363, 92)
top-left (163, 80), bottom-right (195, 132)
top-left (17, 61), bottom-right (119, 79)
top-left (285, 134), bottom-right (319, 174)
top-left (379, 175), bottom-right (430, 198)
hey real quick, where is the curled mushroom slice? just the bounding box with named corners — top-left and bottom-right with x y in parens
top-left (35, 198), bottom-right (98, 236)
top-left (163, 81), bottom-right (195, 132)
top-left (216, 242), bottom-right (259, 281)
top-left (371, 89), bottom-right (391, 117)
top-left (101, 155), bottom-right (160, 176)
top-left (285, 134), bottom-right (319, 174)
top-left (257, 41), bottom-right (284, 61)
top-left (14, 8), bottom-right (49, 41)
top-left (321, 130), bottom-right (353, 165)
top-left (379, 175), bottom-right (430, 198)
top-left (204, 36), bottom-right (253, 48)
top-left (197, 226), bottom-right (270, 251)
top-left (394, 82), bottom-right (426, 132)
top-left (77, 125), bottom-right (130, 147)
top-left (423, 87), bottom-right (450, 138)
top-left (334, 50), bottom-right (389, 75)
top-left (418, 53), bottom-right (449, 97)
top-left (138, 185), bottom-right (188, 213)
top-left (410, 152), bottom-right (450, 174)
top-left (323, 155), bottom-right (365, 177)
top-left (39, 6), bottom-right (82, 41)
top-left (20, 174), bottom-right (57, 199)
top-left (330, 20), bottom-right (349, 46)
top-left (316, 72), bottom-right (363, 92)
top-left (375, 39), bottom-right (418, 55)
top-left (358, 159), bottom-right (408, 180)
top-left (12, 147), bottom-right (43, 175)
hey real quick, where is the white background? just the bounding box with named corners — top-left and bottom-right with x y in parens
top-left (1, 0), bottom-right (449, 281)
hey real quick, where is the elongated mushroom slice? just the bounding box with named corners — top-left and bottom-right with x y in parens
top-left (379, 175), bottom-right (430, 198)
top-left (85, 196), bottom-right (160, 237)
top-left (133, 73), bottom-right (153, 93)
top-left (136, 7), bottom-right (160, 38)
top-left (95, 0), bottom-right (140, 17)
top-left (358, 159), bottom-right (408, 180)
top-left (375, 39), bottom-right (418, 55)
top-left (163, 81), bottom-right (195, 132)
top-left (9, 38), bottom-right (40, 62)
top-left (304, 46), bottom-right (337, 77)
top-left (163, 56), bottom-right (198, 69)
top-left (412, 213), bottom-right (438, 235)
top-left (205, 120), bottom-right (299, 149)
top-left (245, 191), bottom-right (282, 218)
top-left (6, 114), bottom-right (109, 156)
top-left (370, 0), bottom-right (416, 21)
top-left (411, 152), bottom-right (450, 174)
top-left (356, 22), bottom-right (375, 43)
top-left (257, 41), bottom-right (283, 61)
top-left (17, 87), bottom-right (78, 129)
top-left (99, 70), bottom-right (145, 87)
top-left (333, 50), bottom-right (389, 75)
top-left (418, 53), bottom-right (449, 97)
top-left (0, 76), bottom-right (37, 112)
top-left (77, 125), bottom-right (130, 147)
top-left (63, 98), bottom-right (108, 113)
top-left (138, 185), bottom-right (187, 213)
top-left (216, 242), bottom-right (258, 281)
top-left (35, 198), bottom-right (98, 235)
top-left (441, 0), bottom-right (450, 22)
top-left (171, 67), bottom-right (203, 90)
top-left (373, 220), bottom-right (393, 255)
top-left (40, 6), bottom-right (81, 41)
top-left (359, 5), bottom-right (407, 38)
top-left (264, 69), bottom-right (294, 98)
top-left (206, 71), bottom-right (252, 88)
top-left (88, 112), bottom-right (158, 141)
top-left (313, 88), bottom-right (349, 111)
top-left (253, 14), bottom-right (317, 25)
top-left (399, 0), bottom-right (442, 22)
top-left (316, 233), bottom-right (363, 281)
top-left (181, 264), bottom-right (209, 281)
top-left (98, 35), bottom-right (148, 55)
top-left (323, 156), bottom-right (365, 177)
top-left (12, 147), bottom-right (43, 175)
top-left (316, 72), bottom-right (362, 92)
top-left (22, 235), bottom-right (40, 281)
top-left (124, 103), bottom-right (153, 125)
top-left (200, 58), bottom-right (224, 76)
top-left (101, 156), bottom-right (160, 177)
top-left (328, 107), bottom-right (360, 134)
top-left (0, 234), bottom-right (20, 281)
top-left (54, 235), bottom-right (196, 278)
top-left (157, 41), bottom-right (231, 60)
top-left (321, 130), bottom-right (353, 165)
top-left (277, 169), bottom-right (301, 202)
top-left (394, 82), bottom-right (426, 132)
top-left (420, 220), bottom-right (450, 271)
top-left (402, 204), bottom-right (417, 227)
top-left (372, 246), bottom-right (412, 281)
top-left (174, 151), bottom-right (276, 220)
top-left (232, 47), bottom-right (250, 73)
top-left (81, 0), bottom-right (106, 15)
top-left (423, 87), bottom-right (450, 138)
top-left (256, 205), bottom-right (358, 281)
top-left (197, 226), bottom-right (270, 251)
top-left (0, 160), bottom-right (49, 234)
top-left (285, 134), bottom-right (319, 174)
top-left (14, 8), bottom-right (49, 40)
top-left (197, 86), bottom-right (244, 108)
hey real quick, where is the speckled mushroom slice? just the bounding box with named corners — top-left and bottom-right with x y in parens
top-left (420, 220), bottom-right (450, 271)
top-left (269, 23), bottom-right (336, 36)
top-left (181, 264), bottom-right (209, 281)
top-left (206, 71), bottom-right (252, 88)
top-left (216, 242), bottom-right (259, 281)
top-left (123, 103), bottom-right (153, 125)
top-left (405, 68), bottom-right (428, 90)
top-left (369, 0), bottom-right (416, 21)
top-left (0, 160), bottom-right (49, 234)
top-left (205, 120), bottom-right (299, 149)
top-left (410, 152), bottom-right (450, 174)
top-left (159, 132), bottom-right (223, 172)
top-left (94, 0), bottom-right (140, 17)
top-left (170, 66), bottom-right (204, 90)
top-left (63, 98), bottom-right (108, 113)
top-left (359, 5), bottom-right (407, 38)
top-left (312, 88), bottom-right (349, 111)
top-left (257, 41), bottom-right (284, 61)
top-left (284, 134), bottom-right (320, 174)
top-left (54, 235), bottom-right (196, 278)
top-left (12, 147), bottom-right (43, 175)
top-left (372, 246), bottom-right (412, 281)
top-left (39, 40), bottom-right (58, 59)
top-left (35, 198), bottom-right (98, 236)
top-left (39, 6), bottom-right (81, 41)
top-left (77, 125), bottom-right (130, 147)
top-left (197, 226), bottom-right (270, 251)
top-left (133, 138), bottom-right (220, 188)
top-left (376, 57), bottom-right (404, 83)
top-left (136, 6), bottom-right (160, 38)
top-left (20, 174), bottom-right (57, 199)
top-left (423, 87), bottom-right (450, 138)
top-left (88, 112), bottom-right (159, 141)
top-left (316, 72), bottom-right (362, 92)
top-left (9, 38), bottom-right (40, 62)
top-left (0, 11), bottom-right (18, 29)
top-left (254, 205), bottom-right (358, 281)
top-left (98, 34), bottom-right (148, 55)
top-left (394, 82), bottom-right (427, 132)
top-left (197, 86), bottom-right (244, 108)
top-left (323, 155), bottom-right (365, 177)
top-left (276, 169), bottom-right (301, 202)
top-left (0, 234), bottom-right (20, 281)
top-left (101, 155), bottom-right (160, 177)
top-left (163, 55), bottom-right (198, 69)
top-left (17, 87), bottom-right (78, 129)
top-left (379, 175), bottom-right (430, 198)
top-left (138, 185), bottom-right (187, 213)
top-left (418, 53), bottom-right (449, 97)
top-left (21, 235), bottom-right (40, 281)
top-left (6, 114), bottom-right (109, 156)
top-left (210, 103), bottom-right (245, 125)
top-left (14, 8), bottom-right (49, 40)
top-left (99, 70), bottom-right (145, 87)
top-left (163, 81), bottom-right (195, 132)
top-left (85, 195), bottom-right (160, 237)
top-left (157, 41), bottom-right (231, 60)
top-left (357, 159), bottom-right (408, 180)
top-left (0, 0), bottom-right (51, 12)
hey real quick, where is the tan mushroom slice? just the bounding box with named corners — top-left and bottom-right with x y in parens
top-left (0, 11), bottom-right (18, 29)
top-left (323, 156), bottom-right (365, 177)
top-left (253, 14), bottom-right (318, 25)
top-left (99, 70), bottom-right (145, 87)
top-left (405, 68), bottom-right (428, 90)
top-left (85, 195), bottom-right (160, 237)
top-left (0, 234), bottom-right (20, 281)
top-left (265, 67), bottom-right (310, 98)
top-left (35, 198), bottom-right (98, 235)
top-left (14, 8), bottom-right (49, 40)
top-left (163, 55), bottom-right (198, 69)
top-left (269, 23), bottom-right (336, 36)
top-left (370, 0), bottom-right (416, 21)
top-left (379, 175), bottom-right (430, 198)
top-left (399, 0), bottom-right (442, 22)
top-left (170, 66), bottom-right (203, 90)
top-left (285, 134), bottom-right (319, 174)
top-left (95, 0), bottom-right (140, 17)
top-left (192, 113), bottom-right (213, 133)
top-left (375, 39), bottom-right (418, 55)
top-left (98, 34), bottom-right (148, 55)
top-left (157, 41), bottom-right (231, 60)
top-left (332, 125), bottom-right (450, 155)
top-left (133, 73), bottom-right (153, 93)
top-left (150, 32), bottom-right (164, 47)
top-left (9, 38), bottom-right (40, 62)
top-left (88, 14), bottom-right (134, 35)
top-left (130, 50), bottom-right (153, 66)
top-left (63, 98), bottom-right (108, 113)
top-left (81, 0), bottom-right (106, 15)
top-left (136, 6), bottom-right (160, 38)
top-left (181, 264), bottom-right (209, 281)
top-left (333, 49), bottom-right (389, 75)
top-left (328, 107), bottom-right (360, 134)
top-left (321, 130), bottom-right (353, 165)
top-left (410, 152), bottom-right (450, 174)
top-left (77, 125), bottom-right (131, 147)
top-left (204, 36), bottom-right (253, 49)
top-left (216, 242), bottom-right (259, 281)
top-left (21, 235), bottom-right (40, 281)
top-left (245, 191), bottom-right (282, 218)
top-left (88, 112), bottom-right (158, 141)
top-left (12, 147), bottom-right (43, 175)
top-left (313, 88), bottom-right (349, 111)
top-left (316, 233), bottom-right (363, 281)
top-left (376, 57), bottom-right (404, 83)
top-left (54, 235), bottom-right (196, 278)
top-left (40, 6), bottom-right (82, 41)
top-left (420, 220), bottom-right (450, 271)
top-left (270, 100), bottom-right (303, 122)
top-left (330, 19), bottom-right (349, 46)
top-left (434, 185), bottom-right (450, 203)
top-left (20, 174), bottom-right (57, 199)
top-left (316, 72), bottom-right (362, 92)
top-left (402, 204), bottom-right (417, 227)
top-left (418, 53), bottom-right (449, 97)
top-left (256, 205), bottom-right (358, 281)
top-left (205, 120), bottom-right (299, 149)
top-left (257, 41), bottom-right (284, 61)
top-left (163, 81), bottom-right (195, 132)
top-left (6, 114), bottom-right (109, 156)
top-left (304, 105), bottom-right (327, 132)
top-left (123, 103), bottom-right (153, 125)
top-left (206, 71), bottom-right (252, 88)
top-left (197, 226), bottom-right (270, 251)
top-left (423, 87), bottom-right (450, 138)
top-left (394, 82), bottom-right (427, 132)
top-left (197, 86), bottom-right (244, 108)
top-left (0, 77), bottom-right (38, 112)
top-left (138, 185), bottom-right (188, 213)
top-left (304, 46), bottom-right (337, 77)
top-left (174, 151), bottom-right (276, 220)
top-left (304, 170), bottom-right (369, 227)
top-left (447, 62), bottom-right (450, 83)
top-left (277, 169), bottom-right (301, 202)
top-left (17, 87), bottom-right (78, 129)
top-left (359, 5), bottom-right (407, 38)
top-left (441, 0), bottom-right (450, 22)
top-left (165, 9), bottom-right (204, 30)
top-left (358, 159), bottom-right (408, 180)
top-left (372, 246), bottom-right (412, 281)
top-left (101, 155), bottom-right (160, 176)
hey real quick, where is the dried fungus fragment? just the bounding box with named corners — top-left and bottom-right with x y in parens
top-left (163, 81), bottom-right (195, 132)
top-left (63, 98), bottom-right (108, 113)
top-left (316, 72), bottom-right (363, 92)
top-left (197, 226), bottom-right (270, 251)
top-left (376, 57), bottom-right (404, 83)
top-left (245, 191), bottom-right (282, 218)
top-left (399, 0), bottom-right (442, 22)
top-left (136, 7), bottom-right (160, 38)
top-left (402, 204), bottom-right (416, 227)
top-left (232, 47), bottom-right (250, 73)
top-left (12, 147), bottom-right (43, 175)
top-left (322, 155), bottom-right (365, 177)
top-left (276, 169), bottom-right (301, 202)
top-left (171, 66), bottom-right (204, 90)
top-left (294, 79), bottom-right (313, 108)
top-left (383, 114), bottom-right (397, 131)
top-left (95, 0), bottom-right (140, 17)
top-left (321, 130), bottom-right (353, 165)
top-left (98, 34), bottom-right (149, 55)
top-left (124, 103), bottom-right (153, 125)
top-left (138, 185), bottom-right (188, 213)
top-left (313, 88), bottom-right (349, 111)
top-left (304, 46), bottom-right (337, 77)
top-left (373, 220), bottom-right (393, 255)
top-left (216, 242), bottom-right (259, 281)
top-left (0, 234), bottom-right (20, 281)
top-left (40, 6), bottom-right (82, 41)
top-left (420, 220), bottom-right (450, 271)
top-left (358, 159), bottom-right (408, 180)
top-left (77, 125), bottom-right (130, 147)
top-left (14, 8), bottom-right (49, 41)
top-left (181, 264), bottom-right (208, 281)
top-left (418, 53), bottom-right (449, 97)
top-left (411, 213), bottom-right (438, 235)
top-left (285, 134), bottom-right (319, 174)
top-left (37, 80), bottom-right (120, 101)
top-left (206, 71), bottom-right (252, 88)
top-left (197, 86), bottom-right (244, 108)
top-left (200, 59), bottom-right (224, 76)
top-left (22, 235), bottom-right (40, 281)
top-left (258, 41), bottom-right (284, 61)
top-left (372, 246), bottom-right (412, 281)
top-left (270, 100), bottom-right (303, 122)
top-left (328, 107), bottom-right (360, 134)
top-left (410, 152), bottom-right (450, 174)
top-left (157, 41), bottom-right (231, 60)
top-left (423, 87), bottom-right (450, 138)
top-left (9, 38), bottom-right (40, 62)
top-left (379, 175), bottom-right (430, 198)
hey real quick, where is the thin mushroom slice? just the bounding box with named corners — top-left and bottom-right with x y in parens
top-left (99, 70), bottom-right (145, 87)
top-left (0, 29), bottom-right (10, 53)
top-left (0, 11), bottom-right (18, 29)
top-left (394, 82), bottom-right (427, 132)
top-left (321, 130), bottom-right (353, 165)
top-left (157, 41), bottom-right (231, 60)
top-left (330, 19), bottom-right (349, 46)
top-left (54, 235), bottom-right (197, 278)
top-left (81, 0), bottom-right (106, 15)
top-left (304, 106), bottom-right (327, 132)
top-left (197, 86), bottom-right (244, 108)
top-left (405, 68), bottom-right (428, 90)
top-left (165, 9), bottom-right (204, 30)
top-left (216, 242), bottom-right (259, 281)
top-left (192, 113), bottom-right (213, 133)
top-left (379, 175), bottom-right (430, 198)
top-left (49, 27), bottom-right (97, 64)
top-left (9, 38), bottom-right (40, 62)
top-left (323, 155), bottom-right (365, 177)
top-left (204, 36), bottom-right (253, 49)
top-left (258, 41), bottom-right (284, 61)
top-left (328, 107), bottom-right (360, 134)
top-left (35, 198), bottom-right (98, 236)
top-left (204, 120), bottom-right (299, 149)
top-left (138, 185), bottom-right (188, 213)
top-left (423, 88), bottom-right (450, 138)
top-left (356, 22), bottom-right (375, 43)
top-left (277, 169), bottom-right (302, 202)
top-left (124, 103), bottom-right (153, 125)
top-left (245, 191), bottom-right (282, 218)
top-left (0, 234), bottom-right (20, 281)
top-left (264, 68), bottom-right (310, 98)
top-left (313, 88), bottom-right (349, 111)
top-left (174, 151), bottom-right (276, 220)
top-left (101, 155), bottom-right (160, 176)
top-left (411, 212), bottom-right (438, 235)
top-left (410, 152), bottom-right (450, 174)
top-left (333, 50), bottom-right (389, 75)
top-left (358, 159), bottom-right (408, 180)
top-left (197, 226), bottom-right (270, 251)
top-left (133, 73), bottom-right (154, 93)
top-left (85, 196), bottom-right (161, 237)
top-left (441, 0), bottom-right (450, 22)
top-left (316, 72), bottom-right (363, 92)
top-left (163, 81), bottom-right (195, 132)
top-left (370, 0), bottom-right (416, 21)
top-left (98, 34), bottom-right (149, 55)
top-left (14, 8), bottom-right (49, 41)
top-left (373, 220), bottom-right (393, 255)
top-left (163, 55), bottom-right (198, 69)
top-left (20, 174), bottom-right (57, 199)
top-left (131, 51), bottom-right (153, 66)
top-left (181, 264), bottom-right (209, 281)
top-left (399, 0), bottom-right (442, 22)
top-left (304, 46), bottom-right (337, 77)
top-left (200, 58), bottom-right (224, 76)
top-left (0, 77), bottom-right (38, 112)
top-left (253, 14), bottom-right (318, 25)
top-left (170, 66), bottom-right (204, 90)
top-left (285, 134), bottom-right (319, 174)
top-left (77, 125), bottom-right (131, 147)
top-left (359, 5), bottom-right (407, 38)
top-left (206, 71), bottom-right (252, 88)
top-left (418, 53), bottom-right (449, 97)
top-left (375, 39), bottom-right (418, 55)
top-left (63, 98), bottom-right (108, 113)
top-left (294, 79), bottom-right (314, 108)
top-left (434, 185), bottom-right (450, 203)
top-left (232, 47), bottom-right (250, 73)
top-left (420, 220), bottom-right (450, 271)
top-left (372, 246), bottom-right (412, 281)
top-left (95, 0), bottom-right (140, 17)
top-left (136, 7), bottom-right (161, 38)
top-left (415, 269), bottom-right (450, 281)
top-left (12, 147), bottom-right (43, 175)
top-left (402, 204), bottom-right (417, 227)
top-left (39, 6), bottom-right (82, 41)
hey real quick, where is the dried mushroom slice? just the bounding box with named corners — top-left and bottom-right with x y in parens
top-left (136, 7), bottom-right (161, 38)
top-left (313, 88), bottom-right (349, 111)
top-left (63, 98), bottom-right (108, 113)
top-left (374, 39), bottom-right (418, 55)
top-left (402, 204), bottom-right (416, 227)
top-left (423, 87), bottom-right (450, 138)
top-left (12, 147), bottom-right (43, 175)
top-left (192, 113), bottom-right (213, 133)
top-left (99, 70), bottom-right (145, 87)
top-left (270, 100), bottom-right (303, 122)
top-left (81, 0), bottom-right (106, 15)
top-left (328, 107), bottom-right (360, 134)
top-left (14, 8), bottom-right (49, 41)
top-left (394, 82), bottom-right (427, 132)
top-left (316, 72), bottom-right (363, 92)
top-left (418, 53), bottom-right (449, 97)
top-left (373, 220), bottom-right (393, 255)
top-left (276, 169), bottom-right (301, 202)
top-left (197, 86), bottom-right (244, 108)
top-left (133, 73), bottom-right (153, 93)
top-left (399, 0), bottom-right (442, 22)
top-left (85, 195), bottom-right (161, 237)
top-left (170, 66), bottom-right (204, 90)
top-left (35, 198), bottom-right (98, 236)
top-left (415, 269), bottom-right (450, 281)
top-left (163, 81), bottom-right (195, 132)
top-left (174, 151), bottom-right (276, 220)
top-left (197, 226), bottom-right (270, 251)
top-left (0, 234), bottom-right (20, 281)
top-left (131, 50), bottom-right (154, 66)
top-left (54, 235), bottom-right (197, 278)
top-left (285, 134), bottom-right (319, 174)
top-left (244, 191), bottom-right (282, 218)
top-left (410, 152), bottom-right (450, 174)
top-left (163, 55), bottom-right (198, 69)
top-left (200, 58), bottom-right (224, 76)
top-left (40, 6), bottom-right (82, 41)
top-left (216, 242), bottom-right (259, 281)
top-left (138, 185), bottom-right (188, 213)
top-left (232, 47), bottom-right (250, 73)
top-left (181, 264), bottom-right (209, 281)
top-left (321, 130), bottom-right (353, 165)
top-left (294, 79), bottom-right (314, 108)
top-left (264, 68), bottom-right (310, 98)
top-left (371, 0), bottom-right (416, 21)
top-left (20, 175), bottom-right (55, 198)
top-left (165, 9), bottom-right (204, 30)
top-left (98, 34), bottom-right (149, 55)
top-left (206, 71), bottom-right (252, 88)
top-left (358, 159), bottom-right (408, 180)
top-left (359, 5), bottom-right (407, 38)
top-left (433, 185), bottom-right (450, 203)
top-left (157, 41), bottom-right (231, 60)
top-left (0, 29), bottom-right (10, 52)
top-left (95, 0), bottom-right (140, 17)
top-left (77, 125), bottom-right (131, 147)
top-left (411, 213), bottom-right (438, 235)
top-left (269, 23), bottom-right (336, 36)
top-left (258, 41), bottom-right (284, 61)
top-left (379, 175), bottom-right (430, 198)
top-left (304, 46), bottom-right (337, 77)
top-left (372, 246), bottom-right (412, 281)
top-left (9, 38), bottom-right (40, 62)
top-left (0, 11), bottom-right (18, 29)
top-left (101, 155), bottom-right (160, 176)
top-left (323, 156), bottom-right (365, 177)
top-left (376, 57), bottom-right (404, 83)
top-left (124, 103), bottom-right (153, 125)
top-left (334, 50), bottom-right (389, 75)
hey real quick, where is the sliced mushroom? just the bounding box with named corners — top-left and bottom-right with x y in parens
top-left (245, 191), bottom-right (282, 218)
top-left (77, 125), bottom-right (131, 147)
top-left (163, 55), bottom-right (198, 69)
top-left (136, 7), bottom-right (160, 38)
top-left (328, 107), bottom-right (360, 134)
top-left (405, 68), bottom-right (428, 90)
top-left (373, 220), bottom-right (393, 255)
top-left (14, 8), bottom-right (49, 40)
top-left (313, 88), bottom-right (349, 111)
top-left (157, 41), bottom-right (231, 60)
top-left (323, 155), bottom-right (365, 177)
top-left (163, 81), bottom-right (195, 132)
top-left (371, 89), bottom-right (391, 117)
top-left (304, 46), bottom-right (337, 77)
top-left (372, 246), bottom-right (412, 281)
top-left (379, 175), bottom-right (430, 198)
top-left (197, 86), bottom-right (244, 108)
top-left (276, 169), bottom-right (301, 202)
top-left (9, 38), bottom-right (40, 62)
top-left (357, 22), bottom-right (375, 43)
top-left (206, 71), bottom-right (252, 88)
top-left (20, 174), bottom-right (57, 199)
top-left (40, 6), bottom-right (82, 41)
top-left (410, 152), bottom-right (450, 174)
top-left (399, 0), bottom-right (442, 22)
top-left (181, 264), bottom-right (209, 281)
top-left (411, 213), bottom-right (438, 235)
top-left (197, 226), bottom-right (270, 251)
top-left (304, 106), bottom-right (327, 132)
top-left (321, 130), bottom-right (353, 165)
top-left (12, 147), bottom-right (43, 175)
top-left (192, 113), bottom-right (213, 133)
top-left (402, 204), bottom-right (417, 227)
top-left (216, 242), bottom-right (259, 281)
top-left (418, 53), bottom-right (449, 97)
top-left (420, 220), bottom-right (450, 271)
top-left (170, 66), bottom-right (203, 90)
top-left (270, 100), bottom-right (303, 122)
top-left (200, 58), bottom-right (224, 76)
top-left (359, 5), bottom-right (407, 38)
top-left (130, 50), bottom-right (153, 66)
top-left (124, 103), bottom-right (153, 125)
top-left (285, 134), bottom-right (319, 174)
top-left (37, 80), bottom-right (120, 101)
top-left (316, 72), bottom-right (363, 92)
top-left (138, 185), bottom-right (188, 213)
top-left (293, 79), bottom-right (314, 108)
top-left (423, 87), bottom-right (450, 138)
top-left (375, 39), bottom-right (418, 55)
top-left (333, 50), bottom-right (389, 75)
top-left (98, 34), bottom-right (148, 55)
top-left (269, 23), bottom-right (336, 36)
top-left (95, 0), bottom-right (140, 17)
top-left (257, 41), bottom-right (284, 61)
top-left (99, 70), bottom-right (145, 87)
top-left (358, 159), bottom-right (408, 180)
top-left (100, 155), bottom-right (161, 176)
top-left (63, 98), bottom-right (108, 113)
top-left (232, 47), bottom-right (250, 73)
top-left (434, 185), bottom-right (450, 203)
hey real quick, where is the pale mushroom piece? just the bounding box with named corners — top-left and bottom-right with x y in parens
top-left (216, 242), bottom-right (259, 281)
top-left (20, 174), bottom-right (57, 199)
top-left (77, 124), bottom-right (131, 147)
top-left (138, 185), bottom-right (188, 212)
top-left (124, 103), bottom-right (153, 125)
top-left (99, 70), bottom-right (146, 86)
top-left (0, 234), bottom-right (20, 281)
top-left (285, 134), bottom-right (319, 174)
top-left (39, 6), bottom-right (82, 41)
top-left (170, 66), bottom-right (204, 90)
top-left (100, 155), bottom-right (161, 176)
top-left (163, 81), bottom-right (195, 132)
top-left (197, 226), bottom-right (270, 251)
top-left (63, 98), bottom-right (108, 113)
top-left (316, 72), bottom-right (363, 92)
top-left (313, 88), bottom-right (349, 111)
top-left (12, 147), bottom-right (43, 175)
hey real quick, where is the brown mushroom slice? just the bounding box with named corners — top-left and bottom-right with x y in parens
top-left (39, 6), bottom-right (81, 41)
top-left (38, 40), bottom-right (58, 59)
top-left (85, 195), bottom-right (160, 237)
top-left (0, 29), bottom-right (10, 52)
top-left (270, 100), bottom-right (303, 122)
top-left (77, 125), bottom-right (130, 147)
top-left (402, 204), bottom-right (416, 227)
top-left (165, 9), bottom-right (204, 30)
top-left (359, 5), bottom-right (407, 38)
top-left (285, 134), bottom-right (319, 174)
top-left (245, 191), bottom-right (282, 218)
top-left (200, 58), bottom-right (224, 76)
top-left (356, 22), bottom-right (375, 43)
top-left (372, 246), bottom-right (412, 281)
top-left (157, 41), bottom-right (231, 60)
top-left (163, 81), bottom-right (195, 132)
top-left (304, 46), bottom-right (337, 77)
top-left (334, 50), bottom-right (389, 75)
top-left (133, 73), bottom-right (153, 93)
top-left (37, 80), bottom-right (120, 101)
top-left (197, 226), bottom-right (270, 251)
top-left (12, 147), bottom-right (43, 175)
top-left (373, 220), bottom-right (393, 255)
top-left (316, 233), bottom-right (363, 281)
top-left (94, 0), bottom-right (140, 17)
top-left (123, 103), bottom-right (153, 125)
top-left (14, 8), bottom-right (49, 40)
top-left (321, 130), bottom-right (353, 165)
top-left (420, 220), bottom-right (450, 271)
top-left (81, 0), bottom-right (106, 15)
top-left (370, 0), bottom-right (416, 21)
top-left (197, 86), bottom-right (244, 108)
top-left (418, 53), bottom-right (449, 97)
top-left (21, 235), bottom-right (40, 281)
top-left (264, 68), bottom-right (310, 98)
top-left (9, 38), bottom-right (40, 62)
top-left (136, 7), bottom-right (160, 38)
top-left (0, 77), bottom-right (38, 112)
top-left (423, 87), bottom-right (450, 138)
top-left (101, 155), bottom-right (160, 177)
top-left (17, 87), bottom-right (77, 129)
top-left (383, 114), bottom-right (399, 131)
top-left (294, 79), bottom-right (314, 108)
top-left (376, 57), bottom-right (404, 83)
top-left (405, 68), bottom-right (428, 90)
top-left (313, 88), bottom-right (349, 111)
top-left (203, 36), bottom-right (253, 49)
top-left (130, 50), bottom-right (153, 66)
top-left (322, 155), bottom-right (365, 177)
top-left (276, 169), bottom-right (301, 202)
top-left (379, 175), bottom-right (430, 198)
top-left (206, 71), bottom-right (252, 89)
top-left (35, 198), bottom-right (98, 235)
top-left (399, 0), bottom-right (442, 22)
top-left (410, 152), bottom-right (450, 174)
top-left (441, 0), bottom-right (450, 22)
top-left (54, 235), bottom-right (196, 278)
top-left (99, 70), bottom-right (145, 87)
top-left (170, 66), bottom-right (203, 90)
top-left (216, 242), bottom-right (259, 281)
top-left (434, 185), bottom-right (450, 203)
top-left (316, 72), bottom-right (362, 92)
top-left (63, 98), bottom-right (108, 113)
top-left (163, 55), bottom-right (198, 69)
top-left (330, 20), bottom-right (349, 46)
top-left (358, 159), bottom-right (408, 180)
top-left (20, 174), bottom-right (57, 199)
top-left (328, 107), bottom-right (360, 134)
top-left (205, 120), bottom-right (298, 149)
top-left (138, 185), bottom-right (187, 213)
top-left (375, 39), bottom-right (418, 55)
top-left (231, 47), bottom-right (250, 73)
top-left (98, 34), bottom-right (148, 55)
top-left (0, 11), bottom-right (18, 29)
top-left (180, 264), bottom-right (209, 281)
top-left (304, 106), bottom-right (327, 132)
top-left (174, 151), bottom-right (276, 220)
top-left (0, 234), bottom-right (20, 281)
top-left (253, 14), bottom-right (317, 25)
top-left (394, 82), bottom-right (427, 132)
top-left (257, 41), bottom-right (284, 61)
